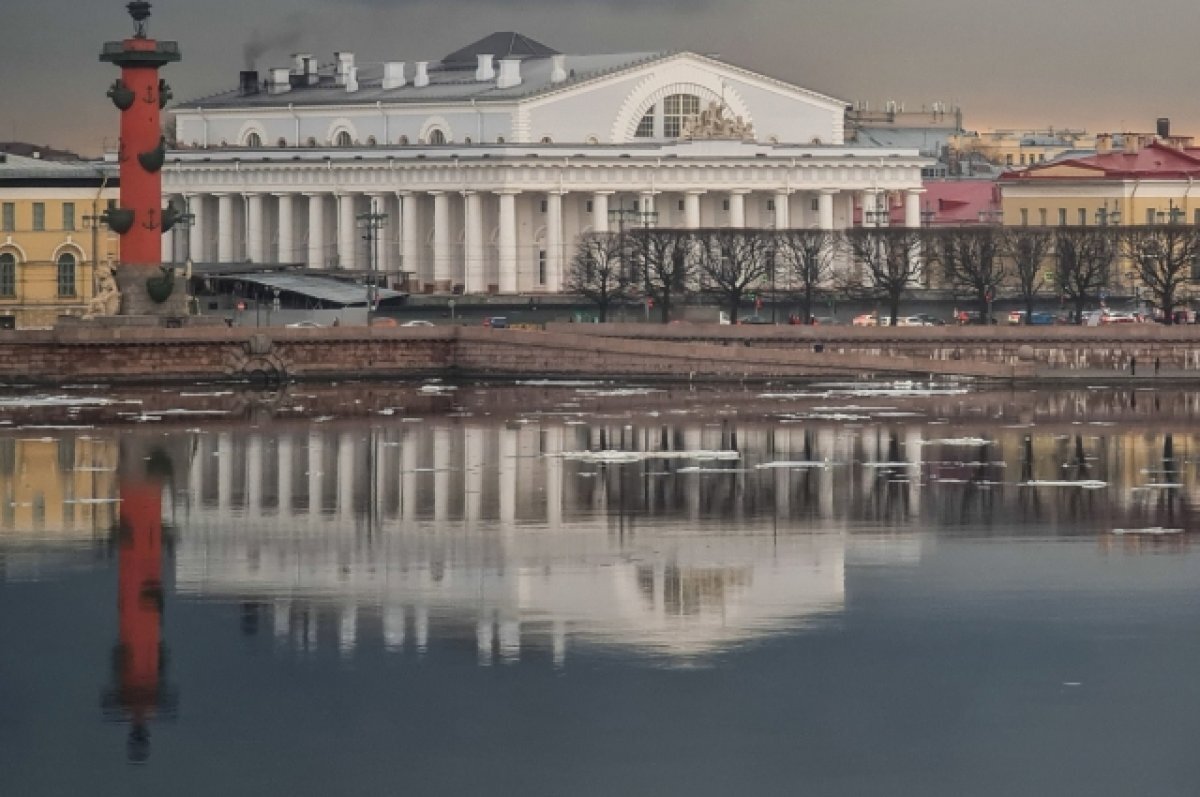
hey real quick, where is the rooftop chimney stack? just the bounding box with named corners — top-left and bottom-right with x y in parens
top-left (345, 66), bottom-right (359, 93)
top-left (335, 52), bottom-right (355, 86)
top-left (497, 58), bottom-right (522, 89)
top-left (414, 61), bottom-right (430, 88)
top-left (476, 54), bottom-right (495, 81)
top-left (239, 70), bottom-right (260, 96)
top-left (269, 67), bottom-right (291, 94)
top-left (1095, 133), bottom-right (1111, 154)
top-left (1123, 134), bottom-right (1140, 155)
top-left (550, 54), bottom-right (567, 84)
top-left (383, 61), bottom-right (407, 90)
top-left (1157, 117), bottom-right (1171, 139)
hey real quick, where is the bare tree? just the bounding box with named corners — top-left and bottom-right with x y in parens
top-left (928, 225), bottom-right (1006, 322)
top-left (695, 228), bottom-right (772, 323)
top-left (842, 226), bottom-right (925, 325)
top-left (628, 227), bottom-right (695, 323)
top-left (1119, 224), bottom-right (1200, 324)
top-left (565, 232), bottom-right (631, 322)
top-left (998, 226), bottom-right (1053, 324)
top-left (1054, 226), bottom-right (1116, 324)
top-left (774, 228), bottom-right (840, 323)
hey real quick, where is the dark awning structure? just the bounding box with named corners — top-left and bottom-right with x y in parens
top-left (202, 271), bottom-right (407, 308)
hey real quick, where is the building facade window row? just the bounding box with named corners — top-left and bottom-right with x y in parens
top-left (1, 201), bottom-right (77, 232)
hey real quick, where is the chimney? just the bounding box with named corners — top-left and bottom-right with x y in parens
top-left (292, 53), bottom-right (310, 75)
top-left (335, 52), bottom-right (355, 86)
top-left (345, 66), bottom-right (359, 93)
top-left (269, 67), bottom-right (291, 94)
top-left (414, 61), bottom-right (430, 88)
top-left (305, 56), bottom-right (318, 86)
top-left (1157, 117), bottom-right (1171, 139)
top-left (239, 70), bottom-right (260, 96)
top-left (1123, 134), bottom-right (1140, 155)
top-left (383, 61), bottom-right (407, 90)
top-left (550, 54), bottom-right (567, 84)
top-left (1095, 133), bottom-right (1111, 154)
top-left (497, 58), bottom-right (522, 89)
top-left (475, 54), bottom-right (495, 81)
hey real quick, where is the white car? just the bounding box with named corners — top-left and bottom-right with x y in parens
top-left (285, 320), bottom-right (324, 328)
top-left (401, 319), bottom-right (435, 327)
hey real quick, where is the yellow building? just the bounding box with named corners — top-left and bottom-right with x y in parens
top-left (952, 129), bottom-right (1095, 169)
top-left (0, 153), bottom-right (119, 328)
top-left (997, 137), bottom-right (1200, 229)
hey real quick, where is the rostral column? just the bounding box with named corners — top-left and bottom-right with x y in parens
top-left (100, 1), bottom-right (184, 315)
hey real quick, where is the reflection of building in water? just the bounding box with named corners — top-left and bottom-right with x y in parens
top-left (0, 435), bottom-right (118, 539)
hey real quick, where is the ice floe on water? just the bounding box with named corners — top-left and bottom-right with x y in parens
top-left (576, 388), bottom-right (664, 397)
top-left (918, 437), bottom-right (993, 446)
top-left (1019, 479), bottom-right (1108, 489)
top-left (516, 379), bottom-right (604, 387)
top-left (0, 395), bottom-right (119, 407)
top-left (1111, 527), bottom-right (1183, 535)
top-left (755, 460), bottom-right (831, 469)
top-left (556, 449), bottom-right (739, 463)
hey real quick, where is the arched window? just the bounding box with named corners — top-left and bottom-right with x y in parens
top-left (540, 136), bottom-right (553, 144)
top-left (496, 136), bottom-right (505, 144)
top-left (635, 107), bottom-right (655, 138)
top-left (276, 137), bottom-right (288, 148)
top-left (335, 130), bottom-right (353, 147)
top-left (244, 132), bottom-right (262, 148)
top-left (427, 129), bottom-right (446, 145)
top-left (398, 135), bottom-right (410, 145)
top-left (586, 136), bottom-right (599, 145)
top-left (663, 94), bottom-right (700, 138)
top-left (463, 136), bottom-right (472, 145)
top-left (306, 137), bottom-right (317, 147)
top-left (366, 135), bottom-right (377, 146)
top-left (0, 253), bottom-right (15, 297)
top-left (56, 253), bottom-right (76, 297)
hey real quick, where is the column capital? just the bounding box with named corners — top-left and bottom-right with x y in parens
top-left (729, 189), bottom-right (751, 196)
top-left (774, 188), bottom-right (794, 195)
top-left (271, 192), bottom-right (294, 199)
top-left (493, 189), bottom-right (521, 197)
top-left (395, 190), bottom-right (414, 198)
top-left (685, 189), bottom-right (707, 196)
top-left (819, 188), bottom-right (839, 195)
top-left (592, 190), bottom-right (617, 196)
top-left (906, 187), bottom-right (927, 195)
top-left (460, 189), bottom-right (477, 197)
top-left (427, 190), bottom-right (446, 197)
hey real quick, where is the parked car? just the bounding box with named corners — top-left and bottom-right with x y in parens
top-left (852, 313), bottom-right (878, 327)
top-left (914, 313), bottom-right (946, 326)
top-left (285, 320), bottom-right (323, 328)
top-left (370, 316), bottom-right (398, 327)
top-left (1028, 311), bottom-right (1061, 325)
top-left (482, 316), bottom-right (509, 328)
top-left (738, 315), bottom-right (773, 325)
top-left (400, 319), bottom-right (435, 327)
top-left (895, 315), bottom-right (935, 327)
top-left (1101, 311), bottom-right (1138, 324)
top-left (1007, 310), bottom-right (1026, 325)
top-left (954, 310), bottom-right (987, 325)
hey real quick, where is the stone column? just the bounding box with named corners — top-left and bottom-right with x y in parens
top-left (905, 188), bottom-right (925, 229)
top-left (592, 191), bottom-right (613, 233)
top-left (499, 427), bottom-right (517, 524)
top-left (818, 190), bottom-right (836, 230)
top-left (431, 191), bottom-right (450, 291)
top-left (216, 193), bottom-right (233, 262)
top-left (729, 190), bottom-right (748, 228)
top-left (338, 193), bottom-right (357, 270)
top-left (246, 193), bottom-right (265, 263)
top-left (684, 191), bottom-right (703, 229)
top-left (306, 193), bottom-right (325, 269)
top-left (463, 191), bottom-right (484, 294)
top-left (774, 189), bottom-right (791, 229)
top-left (161, 200), bottom-right (174, 262)
top-left (247, 435), bottom-right (263, 514)
top-left (277, 434), bottom-right (293, 516)
top-left (186, 194), bottom-right (204, 262)
top-left (275, 193), bottom-right (294, 263)
top-left (398, 191), bottom-right (419, 288)
top-left (546, 191), bottom-right (564, 292)
top-left (497, 190), bottom-right (518, 293)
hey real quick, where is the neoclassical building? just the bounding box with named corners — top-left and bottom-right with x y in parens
top-left (167, 33), bottom-right (930, 293)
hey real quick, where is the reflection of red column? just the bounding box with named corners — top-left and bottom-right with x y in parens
top-left (104, 477), bottom-right (169, 763)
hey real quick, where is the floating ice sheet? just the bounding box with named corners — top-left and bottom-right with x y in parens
top-left (755, 460), bottom-right (831, 469)
top-left (1020, 479), bottom-right (1108, 489)
top-left (1111, 527), bottom-right (1183, 535)
top-left (556, 449), bottom-right (740, 463)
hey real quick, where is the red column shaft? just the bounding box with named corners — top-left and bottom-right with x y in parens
top-left (118, 38), bottom-right (164, 267)
top-left (117, 479), bottom-right (163, 722)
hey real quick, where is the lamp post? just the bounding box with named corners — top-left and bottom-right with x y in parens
top-left (607, 203), bottom-right (658, 320)
top-left (357, 198), bottom-right (388, 316)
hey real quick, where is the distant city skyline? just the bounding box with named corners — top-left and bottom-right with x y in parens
top-left (4, 0), bottom-right (1196, 155)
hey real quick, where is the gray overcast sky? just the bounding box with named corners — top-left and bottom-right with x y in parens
top-left (3, 0), bottom-right (1196, 154)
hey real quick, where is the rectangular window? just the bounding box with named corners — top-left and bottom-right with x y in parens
top-left (585, 200), bottom-right (593, 213)
top-left (811, 198), bottom-right (819, 212)
top-left (62, 202), bottom-right (75, 231)
top-left (537, 249), bottom-right (546, 285)
top-left (766, 199), bottom-right (775, 212)
top-left (1039, 208), bottom-right (1047, 225)
top-left (0, 259), bottom-right (14, 297)
top-left (1195, 209), bottom-right (1200, 226)
top-left (57, 258), bottom-right (76, 297)
top-left (678, 200), bottom-right (685, 212)
top-left (1147, 208), bottom-right (1158, 224)
top-left (32, 203), bottom-right (45, 231)
top-left (1, 203), bottom-right (13, 232)
top-left (539, 199), bottom-right (547, 213)
top-left (1006, 154), bottom-right (1013, 166)
top-left (1078, 208), bottom-right (1087, 226)
top-left (1058, 208), bottom-right (1067, 226)
top-left (1020, 208), bottom-right (1029, 226)
top-left (722, 199), bottom-right (730, 211)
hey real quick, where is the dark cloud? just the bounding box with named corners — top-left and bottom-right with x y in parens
top-left (3, 0), bottom-right (1199, 155)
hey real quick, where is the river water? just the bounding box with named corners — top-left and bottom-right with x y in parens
top-left (2, 381), bottom-right (1200, 795)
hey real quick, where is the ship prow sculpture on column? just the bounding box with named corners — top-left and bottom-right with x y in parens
top-left (92, 1), bottom-right (197, 324)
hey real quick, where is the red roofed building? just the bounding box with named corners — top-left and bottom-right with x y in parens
top-left (998, 138), bottom-right (1200, 227)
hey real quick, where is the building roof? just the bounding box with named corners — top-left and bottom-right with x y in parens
top-left (0, 153), bottom-right (115, 186)
top-left (911, 180), bottom-right (1001, 225)
top-left (0, 142), bottom-right (84, 161)
top-left (1000, 141), bottom-right (1200, 181)
top-left (440, 32), bottom-right (559, 68)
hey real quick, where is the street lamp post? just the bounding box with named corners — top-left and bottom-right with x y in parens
top-left (357, 198), bottom-right (388, 316)
top-left (607, 203), bottom-right (658, 320)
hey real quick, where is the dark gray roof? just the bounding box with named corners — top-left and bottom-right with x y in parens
top-left (0, 153), bottom-right (115, 184)
top-left (220, 272), bottom-right (405, 307)
top-left (177, 50), bottom-right (666, 109)
top-left (441, 32), bottom-right (558, 68)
